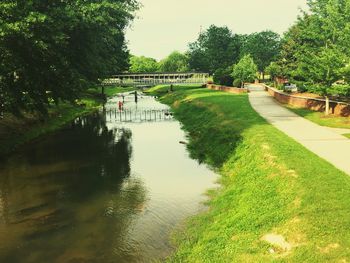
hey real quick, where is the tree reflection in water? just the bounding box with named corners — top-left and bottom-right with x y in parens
top-left (0, 112), bottom-right (148, 263)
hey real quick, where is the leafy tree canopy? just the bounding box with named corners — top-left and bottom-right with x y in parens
top-left (278, 0), bottom-right (350, 95)
top-left (129, 55), bottom-right (159, 73)
top-left (188, 25), bottom-right (241, 74)
top-left (265, 62), bottom-right (283, 80)
top-left (158, 51), bottom-right (189, 72)
top-left (213, 67), bottom-right (234, 86)
top-left (240, 30), bottom-right (281, 74)
top-left (231, 55), bottom-right (258, 87)
top-left (0, 0), bottom-right (139, 115)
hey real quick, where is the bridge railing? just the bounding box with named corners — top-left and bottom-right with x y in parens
top-left (102, 73), bottom-right (209, 87)
top-left (103, 108), bottom-right (174, 123)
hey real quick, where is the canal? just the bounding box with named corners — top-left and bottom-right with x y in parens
top-left (0, 92), bottom-right (217, 262)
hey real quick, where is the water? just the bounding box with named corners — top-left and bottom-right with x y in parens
top-left (0, 93), bottom-right (217, 262)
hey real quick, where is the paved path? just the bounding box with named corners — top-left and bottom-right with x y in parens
top-left (248, 89), bottom-right (350, 176)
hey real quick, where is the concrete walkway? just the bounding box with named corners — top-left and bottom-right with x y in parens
top-left (248, 89), bottom-right (350, 176)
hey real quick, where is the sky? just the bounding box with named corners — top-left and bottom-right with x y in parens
top-left (125, 0), bottom-right (308, 60)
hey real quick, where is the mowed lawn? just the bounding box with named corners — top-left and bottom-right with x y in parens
top-left (287, 107), bottom-right (350, 129)
top-left (149, 85), bottom-right (350, 262)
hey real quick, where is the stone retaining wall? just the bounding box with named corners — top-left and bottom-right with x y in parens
top-left (263, 84), bottom-right (350, 117)
top-left (207, 84), bottom-right (248, 94)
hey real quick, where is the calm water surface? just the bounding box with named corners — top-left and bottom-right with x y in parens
top-left (0, 93), bottom-right (217, 262)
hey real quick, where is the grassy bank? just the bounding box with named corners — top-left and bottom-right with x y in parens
top-left (0, 86), bottom-right (133, 157)
top-left (88, 86), bottom-right (135, 97)
top-left (150, 85), bottom-right (350, 262)
top-left (287, 107), bottom-right (350, 129)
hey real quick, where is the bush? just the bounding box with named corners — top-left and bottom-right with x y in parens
top-left (232, 79), bottom-right (242, 88)
top-left (213, 67), bottom-right (234, 86)
top-left (328, 84), bottom-right (350, 96)
top-left (276, 83), bottom-right (284, 90)
top-left (265, 62), bottom-right (282, 81)
top-left (231, 55), bottom-right (258, 87)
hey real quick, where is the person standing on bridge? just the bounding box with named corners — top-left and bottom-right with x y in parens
top-left (118, 101), bottom-right (123, 111)
top-left (134, 91), bottom-right (138, 103)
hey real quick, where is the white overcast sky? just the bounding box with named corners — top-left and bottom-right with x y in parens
top-left (126, 0), bottom-right (308, 60)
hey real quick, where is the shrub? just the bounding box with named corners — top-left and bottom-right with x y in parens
top-left (231, 55), bottom-right (258, 87)
top-left (232, 79), bottom-right (242, 88)
top-left (213, 67), bottom-right (234, 86)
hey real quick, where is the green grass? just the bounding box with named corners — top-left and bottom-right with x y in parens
top-left (0, 104), bottom-right (93, 157)
top-left (344, 133), bottom-right (350, 139)
top-left (151, 86), bottom-right (350, 262)
top-left (105, 86), bottom-right (135, 96)
top-left (87, 86), bottom-right (136, 97)
top-left (287, 107), bottom-right (350, 129)
top-left (146, 84), bottom-right (205, 96)
top-left (0, 86), bottom-right (134, 157)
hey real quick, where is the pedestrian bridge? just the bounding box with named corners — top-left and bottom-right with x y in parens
top-left (104, 108), bottom-right (174, 123)
top-left (102, 72), bottom-right (209, 87)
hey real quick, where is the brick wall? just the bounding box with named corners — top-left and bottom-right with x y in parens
top-left (207, 84), bottom-right (248, 94)
top-left (264, 85), bottom-right (350, 117)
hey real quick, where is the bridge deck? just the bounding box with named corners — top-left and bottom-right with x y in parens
top-left (102, 72), bottom-right (209, 87)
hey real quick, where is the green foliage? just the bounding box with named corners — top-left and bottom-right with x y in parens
top-left (188, 25), bottom-right (241, 73)
top-left (0, 0), bottom-right (138, 115)
top-left (187, 26), bottom-right (281, 78)
top-left (341, 63), bottom-right (350, 83)
top-left (328, 84), bottom-right (350, 96)
top-left (232, 78), bottom-right (242, 88)
top-left (277, 0), bottom-right (350, 95)
top-left (265, 62), bottom-right (283, 80)
top-left (231, 55), bottom-right (258, 87)
top-left (158, 51), bottom-right (189, 72)
top-left (240, 30), bottom-right (281, 74)
top-left (277, 23), bottom-right (303, 80)
top-left (0, 104), bottom-right (93, 157)
top-left (0, 85), bottom-right (131, 157)
top-left (213, 67), bottom-right (234, 86)
top-left (1, 92), bottom-right (90, 156)
top-left (129, 55), bottom-right (159, 73)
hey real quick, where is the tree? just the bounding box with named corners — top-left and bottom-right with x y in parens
top-left (129, 56), bottom-right (159, 73)
top-left (231, 55), bottom-right (258, 88)
top-left (0, 0), bottom-right (139, 115)
top-left (276, 21), bottom-right (306, 81)
top-left (240, 31), bottom-right (281, 78)
top-left (188, 25), bottom-right (241, 73)
top-left (276, 0), bottom-right (350, 114)
top-left (265, 62), bottom-right (283, 86)
top-left (158, 51), bottom-right (189, 72)
top-left (213, 67), bottom-right (234, 86)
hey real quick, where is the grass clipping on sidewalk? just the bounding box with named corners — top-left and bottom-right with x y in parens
top-left (152, 86), bottom-right (350, 262)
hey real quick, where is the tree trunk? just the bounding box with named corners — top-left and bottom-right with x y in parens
top-left (325, 96), bottom-right (330, 116)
